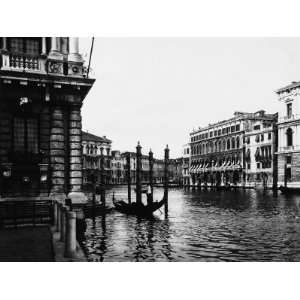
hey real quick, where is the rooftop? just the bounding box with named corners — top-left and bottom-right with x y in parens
top-left (82, 131), bottom-right (112, 143)
top-left (276, 81), bottom-right (300, 94)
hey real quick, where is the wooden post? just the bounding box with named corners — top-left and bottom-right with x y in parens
top-left (100, 147), bottom-right (106, 206)
top-left (272, 123), bottom-right (278, 191)
top-left (164, 145), bottom-right (169, 215)
top-left (149, 149), bottom-right (154, 205)
top-left (136, 142), bottom-right (142, 204)
top-left (126, 153), bottom-right (131, 204)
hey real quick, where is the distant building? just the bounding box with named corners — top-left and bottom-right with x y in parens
top-left (169, 158), bottom-right (183, 184)
top-left (182, 143), bottom-right (191, 186)
top-left (121, 152), bottom-right (150, 184)
top-left (111, 150), bottom-right (125, 184)
top-left (189, 110), bottom-right (277, 187)
top-left (0, 37), bottom-right (95, 203)
top-left (82, 131), bottom-right (112, 189)
top-left (244, 114), bottom-right (277, 188)
top-left (276, 81), bottom-right (300, 188)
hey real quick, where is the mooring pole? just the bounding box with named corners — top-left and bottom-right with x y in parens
top-left (136, 142), bottom-right (142, 204)
top-left (149, 149), bottom-right (154, 205)
top-left (127, 153), bottom-right (131, 204)
top-left (100, 147), bottom-right (106, 207)
top-left (164, 145), bottom-right (169, 215)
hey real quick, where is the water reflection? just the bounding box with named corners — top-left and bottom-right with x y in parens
top-left (80, 187), bottom-right (300, 261)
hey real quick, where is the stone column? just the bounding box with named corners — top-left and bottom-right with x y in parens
top-left (42, 37), bottom-right (47, 55)
top-left (67, 104), bottom-right (87, 204)
top-left (2, 37), bottom-right (7, 51)
top-left (68, 37), bottom-right (82, 62)
top-left (49, 106), bottom-right (66, 202)
top-left (48, 37), bottom-right (63, 60)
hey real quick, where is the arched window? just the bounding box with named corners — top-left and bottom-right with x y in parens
top-left (227, 139), bottom-right (230, 150)
top-left (218, 140), bottom-right (222, 152)
top-left (286, 128), bottom-right (293, 147)
top-left (231, 137), bottom-right (235, 149)
top-left (236, 137), bottom-right (240, 148)
top-left (222, 140), bottom-right (226, 151)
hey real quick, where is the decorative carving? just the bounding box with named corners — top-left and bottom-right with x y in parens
top-left (68, 62), bottom-right (83, 77)
top-left (47, 61), bottom-right (63, 74)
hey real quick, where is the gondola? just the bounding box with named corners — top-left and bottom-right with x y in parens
top-left (113, 196), bottom-right (165, 217)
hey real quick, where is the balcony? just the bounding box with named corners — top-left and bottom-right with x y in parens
top-left (278, 145), bottom-right (300, 152)
top-left (0, 52), bottom-right (87, 77)
top-left (278, 114), bottom-right (300, 123)
top-left (1, 52), bottom-right (46, 73)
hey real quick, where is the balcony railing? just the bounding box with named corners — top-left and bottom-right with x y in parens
top-left (9, 54), bottom-right (39, 71)
top-left (278, 145), bottom-right (300, 152)
top-left (278, 114), bottom-right (300, 123)
top-left (1, 52), bottom-right (44, 73)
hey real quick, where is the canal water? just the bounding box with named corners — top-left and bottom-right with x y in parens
top-left (80, 186), bottom-right (300, 261)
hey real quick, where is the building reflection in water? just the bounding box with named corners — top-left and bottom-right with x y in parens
top-left (81, 186), bottom-right (300, 262)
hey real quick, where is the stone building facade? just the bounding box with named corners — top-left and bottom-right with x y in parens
top-left (276, 81), bottom-right (300, 188)
top-left (111, 150), bottom-right (125, 184)
top-left (82, 131), bottom-right (112, 189)
top-left (0, 37), bottom-right (95, 203)
top-left (182, 143), bottom-right (191, 186)
top-left (244, 114), bottom-right (277, 188)
top-left (189, 110), bottom-right (276, 188)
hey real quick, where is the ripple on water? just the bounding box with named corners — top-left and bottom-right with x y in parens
top-left (80, 187), bottom-right (300, 262)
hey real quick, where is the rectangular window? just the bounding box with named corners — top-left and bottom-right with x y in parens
top-left (231, 126), bottom-right (235, 132)
top-left (10, 38), bottom-right (23, 53)
top-left (14, 118), bottom-right (25, 152)
top-left (218, 129), bottom-right (221, 136)
top-left (286, 167), bottom-right (292, 181)
top-left (287, 103), bottom-right (292, 118)
top-left (286, 156), bottom-right (292, 164)
top-left (268, 132), bottom-right (272, 140)
top-left (25, 39), bottom-right (39, 55)
top-left (257, 163), bottom-right (260, 169)
top-left (247, 163), bottom-right (251, 169)
top-left (261, 134), bottom-right (264, 142)
top-left (254, 125), bottom-right (260, 130)
top-left (236, 124), bottom-right (240, 131)
top-left (27, 119), bottom-right (38, 153)
top-left (214, 130), bottom-right (217, 136)
top-left (210, 132), bottom-right (213, 137)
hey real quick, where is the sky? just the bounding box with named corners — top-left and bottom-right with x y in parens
top-left (79, 37), bottom-right (300, 159)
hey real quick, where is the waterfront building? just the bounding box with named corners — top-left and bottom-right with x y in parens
top-left (153, 158), bottom-right (165, 183)
top-left (82, 131), bottom-right (112, 189)
top-left (0, 37), bottom-right (95, 203)
top-left (189, 110), bottom-right (276, 187)
top-left (244, 114), bottom-right (277, 188)
top-left (111, 150), bottom-right (125, 184)
top-left (121, 152), bottom-right (150, 184)
top-left (182, 143), bottom-right (191, 186)
top-left (276, 82), bottom-right (300, 188)
top-left (169, 158), bottom-right (183, 184)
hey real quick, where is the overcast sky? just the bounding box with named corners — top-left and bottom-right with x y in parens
top-left (79, 38), bottom-right (300, 158)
